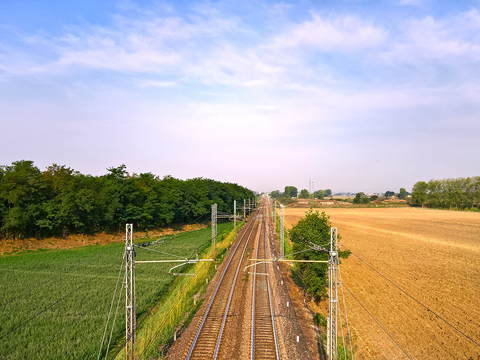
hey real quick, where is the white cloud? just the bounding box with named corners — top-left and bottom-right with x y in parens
top-left (398, 0), bottom-right (425, 6)
top-left (382, 10), bottom-right (480, 64)
top-left (271, 14), bottom-right (386, 52)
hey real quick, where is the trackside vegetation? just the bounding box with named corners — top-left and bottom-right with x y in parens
top-left (0, 223), bottom-right (234, 360)
top-left (289, 210), bottom-right (350, 301)
top-left (0, 160), bottom-right (254, 239)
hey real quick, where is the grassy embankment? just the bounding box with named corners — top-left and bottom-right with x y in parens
top-left (122, 221), bottom-right (243, 359)
top-left (274, 208), bottom-right (292, 256)
top-left (0, 222), bottom-right (238, 360)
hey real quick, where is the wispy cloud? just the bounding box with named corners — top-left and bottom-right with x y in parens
top-left (1, 1), bottom-right (480, 191)
top-left (382, 9), bottom-right (480, 64)
top-left (270, 14), bottom-right (386, 52)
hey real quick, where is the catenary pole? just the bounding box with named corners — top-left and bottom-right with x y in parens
top-left (125, 224), bottom-right (135, 360)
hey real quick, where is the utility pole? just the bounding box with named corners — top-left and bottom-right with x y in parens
top-left (125, 224), bottom-right (135, 360)
top-left (234, 200), bottom-right (236, 230)
top-left (327, 227), bottom-right (338, 360)
top-left (212, 204), bottom-right (217, 258)
top-left (280, 204), bottom-right (285, 259)
top-left (244, 199), bottom-right (246, 221)
top-left (249, 198), bottom-right (251, 215)
top-left (273, 201), bottom-right (277, 234)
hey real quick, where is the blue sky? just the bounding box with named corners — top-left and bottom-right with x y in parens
top-left (1, 0), bottom-right (479, 193)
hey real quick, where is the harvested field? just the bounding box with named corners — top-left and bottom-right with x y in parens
top-left (283, 208), bottom-right (480, 359)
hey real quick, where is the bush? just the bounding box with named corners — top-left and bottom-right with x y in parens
top-left (313, 312), bottom-right (327, 327)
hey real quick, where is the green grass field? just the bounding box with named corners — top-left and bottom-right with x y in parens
top-left (0, 223), bottom-right (233, 359)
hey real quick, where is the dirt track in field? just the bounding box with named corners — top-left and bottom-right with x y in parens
top-left (283, 208), bottom-right (480, 359)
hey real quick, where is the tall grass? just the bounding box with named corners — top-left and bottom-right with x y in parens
top-left (274, 209), bottom-right (292, 256)
top-left (0, 223), bottom-right (233, 359)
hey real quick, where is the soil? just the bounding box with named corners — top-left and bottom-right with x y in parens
top-left (0, 224), bottom-right (206, 255)
top-left (282, 207), bottom-right (480, 359)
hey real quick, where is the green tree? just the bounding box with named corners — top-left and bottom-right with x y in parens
top-left (284, 186), bottom-right (298, 198)
top-left (324, 189), bottom-right (332, 198)
top-left (299, 189), bottom-right (309, 199)
top-left (398, 188), bottom-right (407, 200)
top-left (385, 191), bottom-right (395, 198)
top-left (315, 190), bottom-right (325, 199)
top-left (290, 210), bottom-right (349, 300)
top-left (353, 192), bottom-right (365, 204)
top-left (0, 160), bottom-right (46, 238)
top-left (270, 190), bottom-right (280, 198)
top-left (411, 181), bottom-right (428, 207)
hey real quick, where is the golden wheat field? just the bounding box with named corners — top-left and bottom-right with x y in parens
top-left (283, 207), bottom-right (480, 360)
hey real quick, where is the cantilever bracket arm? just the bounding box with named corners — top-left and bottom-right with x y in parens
top-left (243, 261), bottom-right (270, 276)
top-left (249, 258), bottom-right (329, 263)
top-left (135, 258), bottom-right (214, 276)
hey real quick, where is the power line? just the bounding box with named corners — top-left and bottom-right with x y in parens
top-left (341, 245), bottom-right (480, 349)
top-left (338, 267), bottom-right (354, 360)
top-left (104, 273), bottom-right (126, 360)
top-left (0, 261), bottom-right (116, 341)
top-left (135, 244), bottom-right (186, 259)
top-left (342, 283), bottom-right (412, 360)
top-left (98, 259), bottom-right (125, 360)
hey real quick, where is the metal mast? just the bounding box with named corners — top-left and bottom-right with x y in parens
top-left (244, 199), bottom-right (246, 220)
top-left (273, 201), bottom-right (277, 234)
top-left (328, 227), bottom-right (338, 360)
top-left (280, 204), bottom-right (285, 259)
top-left (212, 204), bottom-right (217, 258)
top-left (234, 200), bottom-right (237, 230)
top-left (125, 224), bottom-right (135, 360)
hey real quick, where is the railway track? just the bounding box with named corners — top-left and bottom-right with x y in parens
top-left (251, 201), bottom-right (279, 360)
top-left (185, 198), bottom-right (280, 360)
top-left (186, 206), bottom-right (260, 360)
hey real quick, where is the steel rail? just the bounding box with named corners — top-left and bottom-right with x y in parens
top-left (250, 215), bottom-right (262, 359)
top-left (213, 215), bottom-right (259, 359)
top-left (265, 205), bottom-right (280, 360)
top-left (250, 201), bottom-right (279, 360)
top-left (186, 212), bottom-right (258, 360)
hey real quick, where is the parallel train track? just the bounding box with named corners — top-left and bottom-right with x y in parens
top-left (251, 200), bottom-right (280, 359)
top-left (186, 198), bottom-right (279, 360)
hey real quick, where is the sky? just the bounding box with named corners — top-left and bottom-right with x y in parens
top-left (1, 0), bottom-right (479, 194)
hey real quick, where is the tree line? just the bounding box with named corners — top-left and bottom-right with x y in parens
top-left (411, 176), bottom-right (480, 209)
top-left (0, 161), bottom-right (254, 239)
top-left (352, 188), bottom-right (408, 204)
top-left (269, 186), bottom-right (333, 201)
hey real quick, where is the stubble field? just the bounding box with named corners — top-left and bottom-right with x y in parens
top-left (283, 207), bottom-right (480, 359)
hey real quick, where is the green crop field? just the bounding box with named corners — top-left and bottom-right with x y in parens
top-left (0, 223), bottom-right (234, 359)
